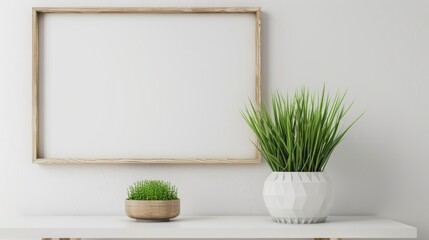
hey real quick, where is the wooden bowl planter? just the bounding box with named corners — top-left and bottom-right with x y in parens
top-left (125, 199), bottom-right (180, 220)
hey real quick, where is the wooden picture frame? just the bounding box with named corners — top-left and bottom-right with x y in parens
top-left (32, 7), bottom-right (261, 164)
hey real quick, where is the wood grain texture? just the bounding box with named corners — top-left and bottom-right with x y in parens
top-left (32, 9), bottom-right (39, 162)
top-left (32, 7), bottom-right (260, 13)
top-left (32, 7), bottom-right (262, 164)
top-left (125, 199), bottom-right (180, 220)
top-left (34, 158), bottom-right (260, 164)
top-left (254, 8), bottom-right (262, 163)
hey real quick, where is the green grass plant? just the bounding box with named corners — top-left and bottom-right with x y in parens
top-left (127, 180), bottom-right (178, 200)
top-left (242, 86), bottom-right (361, 172)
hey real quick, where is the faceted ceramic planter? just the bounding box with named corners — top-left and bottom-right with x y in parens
top-left (263, 172), bottom-right (331, 224)
top-left (125, 199), bottom-right (180, 220)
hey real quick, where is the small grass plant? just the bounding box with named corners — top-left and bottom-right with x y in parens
top-left (127, 180), bottom-right (178, 201)
top-left (242, 86), bottom-right (362, 172)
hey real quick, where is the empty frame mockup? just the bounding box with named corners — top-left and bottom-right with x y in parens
top-left (32, 7), bottom-right (261, 164)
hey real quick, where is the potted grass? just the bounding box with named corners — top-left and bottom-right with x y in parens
top-left (125, 180), bottom-right (179, 220)
top-left (242, 86), bottom-right (361, 224)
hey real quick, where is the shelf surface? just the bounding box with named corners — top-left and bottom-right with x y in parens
top-left (0, 215), bottom-right (417, 239)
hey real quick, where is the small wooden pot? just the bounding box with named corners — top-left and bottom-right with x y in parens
top-left (125, 199), bottom-right (180, 220)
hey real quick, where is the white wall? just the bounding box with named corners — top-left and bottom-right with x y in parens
top-left (0, 0), bottom-right (428, 239)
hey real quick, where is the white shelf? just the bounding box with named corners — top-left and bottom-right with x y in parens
top-left (0, 216), bottom-right (417, 239)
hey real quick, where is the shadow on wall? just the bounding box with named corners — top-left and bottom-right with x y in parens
top-left (327, 120), bottom-right (393, 216)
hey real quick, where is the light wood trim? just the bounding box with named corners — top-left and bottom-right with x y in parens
top-left (32, 7), bottom-right (262, 164)
top-left (32, 7), bottom-right (260, 13)
top-left (34, 157), bottom-right (260, 164)
top-left (32, 8), bottom-right (39, 162)
top-left (254, 8), bottom-right (262, 163)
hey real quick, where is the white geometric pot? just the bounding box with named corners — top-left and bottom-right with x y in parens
top-left (263, 172), bottom-right (331, 224)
